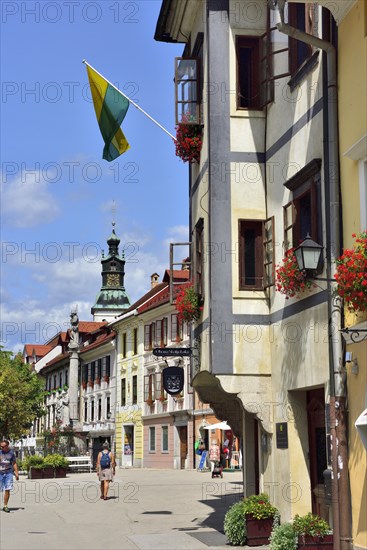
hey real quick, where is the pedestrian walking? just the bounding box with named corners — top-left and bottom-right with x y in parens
top-left (208, 439), bottom-right (220, 473)
top-left (96, 441), bottom-right (115, 501)
top-left (0, 439), bottom-right (19, 513)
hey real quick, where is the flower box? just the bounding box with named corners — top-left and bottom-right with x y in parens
top-left (245, 515), bottom-right (274, 546)
top-left (175, 117), bottom-right (203, 163)
top-left (28, 467), bottom-right (44, 480)
top-left (298, 534), bottom-right (334, 549)
top-left (54, 467), bottom-right (67, 478)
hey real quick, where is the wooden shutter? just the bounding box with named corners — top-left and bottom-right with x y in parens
top-left (283, 201), bottom-right (295, 251)
top-left (163, 318), bottom-right (168, 346)
top-left (156, 320), bottom-right (162, 347)
top-left (263, 216), bottom-right (275, 288)
top-left (144, 325), bottom-right (150, 351)
top-left (144, 374), bottom-right (150, 401)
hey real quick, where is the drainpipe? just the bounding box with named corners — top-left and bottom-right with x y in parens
top-left (276, 21), bottom-right (351, 550)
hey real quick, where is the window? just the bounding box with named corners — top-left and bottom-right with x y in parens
top-left (237, 36), bottom-right (261, 110)
top-left (239, 219), bottom-right (275, 290)
top-left (121, 378), bottom-right (126, 406)
top-left (174, 57), bottom-right (200, 124)
top-left (65, 370), bottom-right (68, 387)
top-left (149, 427), bottom-right (156, 452)
top-left (155, 318), bottom-right (168, 347)
top-left (106, 396), bottom-right (111, 418)
top-left (155, 372), bottom-right (166, 402)
top-left (171, 314), bottom-right (183, 343)
top-left (102, 355), bottom-right (111, 378)
top-left (288, 2), bottom-right (314, 75)
top-left (122, 332), bottom-right (127, 358)
top-left (84, 401), bottom-right (88, 422)
top-left (53, 374), bottom-right (57, 389)
top-left (98, 398), bottom-right (102, 420)
top-left (132, 375), bottom-right (137, 405)
top-left (133, 328), bottom-right (138, 355)
top-left (82, 364), bottom-right (88, 384)
top-left (283, 159), bottom-right (321, 250)
top-left (162, 426), bottom-right (169, 452)
top-left (144, 323), bottom-right (155, 351)
top-left (97, 359), bottom-right (102, 379)
top-left (144, 373), bottom-right (155, 404)
top-left (59, 373), bottom-right (62, 387)
top-left (91, 400), bottom-right (94, 422)
top-left (195, 218), bottom-right (204, 297)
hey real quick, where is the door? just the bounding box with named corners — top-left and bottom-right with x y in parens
top-left (307, 389), bottom-right (327, 518)
top-left (178, 426), bottom-right (187, 469)
top-left (122, 425), bottom-right (134, 467)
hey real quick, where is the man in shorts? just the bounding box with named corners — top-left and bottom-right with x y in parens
top-left (96, 441), bottom-right (115, 501)
top-left (0, 440), bottom-right (19, 513)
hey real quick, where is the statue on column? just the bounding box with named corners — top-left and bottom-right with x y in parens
top-left (55, 392), bottom-right (69, 423)
top-left (68, 309), bottom-right (79, 351)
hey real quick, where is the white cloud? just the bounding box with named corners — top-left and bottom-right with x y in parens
top-left (1, 174), bottom-right (60, 228)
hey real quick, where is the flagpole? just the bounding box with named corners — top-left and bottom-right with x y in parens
top-left (83, 60), bottom-right (176, 141)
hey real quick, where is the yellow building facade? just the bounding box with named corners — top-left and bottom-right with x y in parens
top-left (338, 1), bottom-right (367, 548)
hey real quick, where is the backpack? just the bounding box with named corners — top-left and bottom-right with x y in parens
top-left (100, 451), bottom-right (111, 469)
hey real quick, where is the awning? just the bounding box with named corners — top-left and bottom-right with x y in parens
top-left (204, 421), bottom-right (232, 431)
top-left (355, 408), bottom-right (367, 450)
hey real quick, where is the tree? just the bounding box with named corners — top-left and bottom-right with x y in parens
top-left (0, 347), bottom-right (45, 439)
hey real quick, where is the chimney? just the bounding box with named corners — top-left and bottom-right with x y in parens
top-left (181, 257), bottom-right (190, 270)
top-left (151, 273), bottom-right (160, 289)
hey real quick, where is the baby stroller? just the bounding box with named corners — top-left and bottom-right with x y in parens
top-left (212, 460), bottom-right (223, 478)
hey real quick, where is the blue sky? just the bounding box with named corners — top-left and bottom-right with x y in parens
top-left (0, 1), bottom-right (189, 354)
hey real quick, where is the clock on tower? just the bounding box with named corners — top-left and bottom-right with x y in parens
top-left (106, 273), bottom-right (120, 287)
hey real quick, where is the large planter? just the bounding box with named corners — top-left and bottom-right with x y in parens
top-left (28, 467), bottom-right (67, 479)
top-left (245, 515), bottom-right (274, 546)
top-left (298, 535), bottom-right (334, 549)
top-left (54, 467), bottom-right (67, 478)
top-left (28, 467), bottom-right (44, 480)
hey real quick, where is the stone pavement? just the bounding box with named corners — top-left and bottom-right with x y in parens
top-left (0, 468), bottom-right (270, 550)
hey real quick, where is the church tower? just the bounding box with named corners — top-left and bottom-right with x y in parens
top-left (91, 223), bottom-right (131, 321)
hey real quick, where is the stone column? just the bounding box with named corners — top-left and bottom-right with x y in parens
top-left (68, 351), bottom-right (79, 424)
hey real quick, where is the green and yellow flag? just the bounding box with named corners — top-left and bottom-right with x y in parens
top-left (86, 65), bottom-right (130, 161)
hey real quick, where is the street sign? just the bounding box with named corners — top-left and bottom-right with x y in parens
top-left (152, 347), bottom-right (192, 357)
top-left (162, 366), bottom-right (184, 395)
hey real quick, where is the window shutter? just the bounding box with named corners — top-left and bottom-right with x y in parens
top-left (283, 201), bottom-right (295, 251)
top-left (156, 320), bottom-right (162, 347)
top-left (163, 318), bottom-right (168, 346)
top-left (263, 216), bottom-right (275, 288)
top-left (171, 314), bottom-right (178, 343)
top-left (144, 325), bottom-right (150, 351)
top-left (144, 375), bottom-right (150, 401)
top-left (259, 29), bottom-right (274, 108)
top-left (155, 374), bottom-right (161, 398)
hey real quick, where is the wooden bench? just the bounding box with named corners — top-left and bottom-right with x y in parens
top-left (66, 456), bottom-right (92, 473)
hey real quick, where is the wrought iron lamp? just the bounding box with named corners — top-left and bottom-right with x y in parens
top-left (294, 233), bottom-right (324, 276)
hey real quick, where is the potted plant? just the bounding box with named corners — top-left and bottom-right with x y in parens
top-left (293, 513), bottom-right (333, 549)
top-left (82, 381), bottom-right (87, 390)
top-left (176, 283), bottom-right (202, 323)
top-left (44, 453), bottom-right (69, 478)
top-left (224, 500), bottom-right (247, 546)
top-left (335, 230), bottom-right (367, 313)
top-left (270, 522), bottom-right (297, 550)
top-left (24, 455), bottom-right (45, 479)
top-left (243, 493), bottom-right (280, 546)
top-left (174, 114), bottom-right (203, 164)
top-left (276, 249), bottom-right (316, 299)
top-left (103, 375), bottom-right (110, 383)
